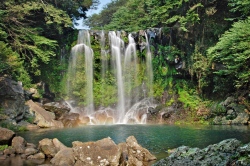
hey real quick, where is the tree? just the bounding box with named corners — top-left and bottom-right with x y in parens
top-left (207, 17), bottom-right (250, 95)
top-left (85, 0), bottom-right (127, 29)
top-left (0, 0), bottom-right (99, 89)
top-left (228, 0), bottom-right (250, 19)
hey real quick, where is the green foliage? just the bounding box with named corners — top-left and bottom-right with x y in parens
top-left (177, 81), bottom-right (201, 111)
top-left (0, 145), bottom-right (8, 151)
top-left (0, 121), bottom-right (27, 132)
top-left (25, 115), bottom-right (35, 124)
top-left (104, 0), bottom-right (149, 31)
top-left (0, 41), bottom-right (32, 87)
top-left (93, 81), bottom-right (117, 107)
top-left (152, 45), bottom-right (179, 80)
top-left (228, 0), bottom-right (250, 18)
top-left (207, 17), bottom-right (250, 93)
top-left (153, 79), bottom-right (165, 100)
top-left (88, 0), bottom-right (203, 32)
top-left (0, 0), bottom-right (97, 92)
top-left (210, 102), bottom-right (227, 116)
top-left (192, 44), bottom-right (209, 93)
top-left (85, 0), bottom-right (126, 29)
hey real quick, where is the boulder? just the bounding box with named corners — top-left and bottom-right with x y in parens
top-left (72, 137), bottom-right (121, 166)
top-left (0, 127), bottom-right (15, 145)
top-left (59, 113), bottom-right (83, 127)
top-left (153, 139), bottom-right (242, 166)
top-left (29, 88), bottom-right (41, 101)
top-left (27, 152), bottom-right (45, 159)
top-left (0, 154), bottom-right (7, 160)
top-left (228, 103), bottom-right (246, 113)
top-left (126, 136), bottom-right (156, 165)
top-left (90, 108), bottom-right (115, 124)
top-left (3, 146), bottom-right (15, 156)
top-left (50, 148), bottom-right (75, 166)
top-left (26, 143), bottom-right (37, 149)
top-left (43, 102), bottom-right (70, 120)
top-left (222, 96), bottom-right (235, 107)
top-left (0, 76), bottom-right (28, 122)
top-left (11, 136), bottom-right (26, 154)
top-left (125, 98), bottom-right (157, 123)
top-left (94, 111), bottom-right (111, 124)
top-left (38, 138), bottom-right (68, 159)
top-left (232, 112), bottom-right (249, 124)
top-left (38, 138), bottom-right (58, 158)
top-left (17, 121), bottom-right (40, 130)
top-left (26, 100), bottom-right (64, 128)
top-left (52, 138), bottom-right (68, 151)
top-left (118, 142), bottom-right (128, 165)
top-left (24, 147), bottom-right (38, 156)
top-left (213, 112), bottom-right (249, 125)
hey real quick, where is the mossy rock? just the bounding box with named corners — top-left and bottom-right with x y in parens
top-left (228, 103), bottom-right (246, 113)
top-left (211, 102), bottom-right (227, 115)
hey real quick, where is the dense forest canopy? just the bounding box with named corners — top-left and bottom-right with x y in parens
top-left (0, 0), bottom-right (99, 90)
top-left (85, 0), bottom-right (250, 99)
top-left (0, 0), bottom-right (249, 108)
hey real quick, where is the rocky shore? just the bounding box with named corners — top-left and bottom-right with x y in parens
top-left (0, 127), bottom-right (156, 165)
top-left (153, 138), bottom-right (250, 166)
top-left (1, 126), bottom-right (250, 166)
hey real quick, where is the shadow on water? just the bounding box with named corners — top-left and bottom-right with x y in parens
top-left (16, 124), bottom-right (250, 165)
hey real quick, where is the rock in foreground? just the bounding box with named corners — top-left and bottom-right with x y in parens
top-left (153, 138), bottom-right (250, 166)
top-left (51, 135), bottom-right (156, 166)
top-left (0, 127), bottom-right (156, 166)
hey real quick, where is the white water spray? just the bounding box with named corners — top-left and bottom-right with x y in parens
top-left (66, 30), bottom-right (155, 124)
top-left (145, 32), bottom-right (154, 96)
top-left (109, 31), bottom-right (126, 123)
top-left (67, 30), bottom-right (94, 115)
top-left (124, 34), bottom-right (138, 112)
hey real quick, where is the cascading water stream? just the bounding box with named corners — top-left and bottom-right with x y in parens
top-left (66, 30), bottom-right (155, 125)
top-left (145, 32), bottom-right (154, 96)
top-left (109, 31), bottom-right (126, 123)
top-left (124, 34), bottom-right (138, 114)
top-left (100, 30), bottom-right (108, 106)
top-left (67, 30), bottom-right (94, 116)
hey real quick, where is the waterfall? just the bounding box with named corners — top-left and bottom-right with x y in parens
top-left (66, 30), bottom-right (155, 125)
top-left (145, 32), bottom-right (154, 96)
top-left (100, 30), bottom-right (108, 106)
top-left (109, 31), bottom-right (126, 123)
top-left (67, 30), bottom-right (94, 115)
top-left (124, 34), bottom-right (138, 112)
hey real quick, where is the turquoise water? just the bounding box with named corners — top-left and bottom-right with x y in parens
top-left (18, 124), bottom-right (250, 160)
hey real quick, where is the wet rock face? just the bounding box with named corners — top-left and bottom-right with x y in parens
top-left (0, 76), bottom-right (28, 122)
top-left (59, 112), bottom-right (86, 127)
